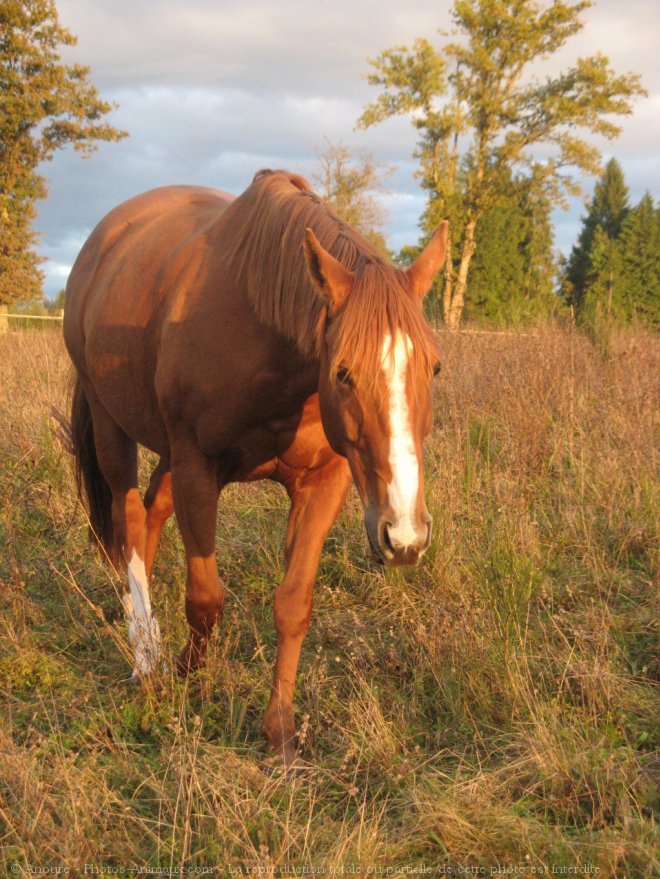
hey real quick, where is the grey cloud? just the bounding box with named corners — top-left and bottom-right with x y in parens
top-left (57, 0), bottom-right (448, 95)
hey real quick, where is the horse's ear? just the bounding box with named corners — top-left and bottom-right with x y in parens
top-left (303, 228), bottom-right (354, 310)
top-left (406, 221), bottom-right (448, 301)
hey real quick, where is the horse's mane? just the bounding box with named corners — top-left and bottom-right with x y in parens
top-left (224, 169), bottom-right (438, 386)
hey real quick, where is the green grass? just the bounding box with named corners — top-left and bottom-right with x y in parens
top-left (0, 326), bottom-right (658, 876)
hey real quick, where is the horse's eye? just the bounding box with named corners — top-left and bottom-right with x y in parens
top-left (337, 366), bottom-right (353, 387)
top-left (433, 362), bottom-right (442, 378)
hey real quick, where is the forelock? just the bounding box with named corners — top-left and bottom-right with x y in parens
top-left (329, 260), bottom-right (438, 392)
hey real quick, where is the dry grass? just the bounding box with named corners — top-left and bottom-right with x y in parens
top-left (0, 326), bottom-right (658, 876)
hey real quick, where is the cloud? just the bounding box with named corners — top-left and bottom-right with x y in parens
top-left (57, 0), bottom-right (449, 93)
top-left (35, 0), bottom-right (660, 297)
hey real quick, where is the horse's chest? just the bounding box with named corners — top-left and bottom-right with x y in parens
top-left (227, 393), bottom-right (335, 485)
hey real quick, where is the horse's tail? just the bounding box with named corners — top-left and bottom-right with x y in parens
top-left (70, 376), bottom-right (122, 568)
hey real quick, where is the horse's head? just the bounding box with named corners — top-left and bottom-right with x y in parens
top-left (304, 223), bottom-right (447, 567)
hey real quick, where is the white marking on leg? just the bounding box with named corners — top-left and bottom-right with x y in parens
top-left (124, 549), bottom-right (162, 677)
top-left (381, 331), bottom-right (420, 548)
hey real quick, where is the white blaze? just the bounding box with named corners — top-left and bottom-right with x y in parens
top-left (123, 549), bottom-right (162, 677)
top-left (381, 331), bottom-right (420, 547)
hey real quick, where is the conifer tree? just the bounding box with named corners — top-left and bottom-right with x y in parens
top-left (0, 0), bottom-right (127, 305)
top-left (580, 224), bottom-right (624, 325)
top-left (520, 176), bottom-right (557, 308)
top-left (468, 172), bottom-right (557, 324)
top-left (618, 192), bottom-right (660, 328)
top-left (564, 158), bottom-right (630, 313)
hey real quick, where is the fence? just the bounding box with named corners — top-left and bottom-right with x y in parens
top-left (0, 305), bottom-right (64, 332)
top-left (0, 305), bottom-right (535, 338)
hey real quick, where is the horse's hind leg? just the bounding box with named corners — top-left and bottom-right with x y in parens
top-left (144, 459), bottom-right (174, 578)
top-left (86, 394), bottom-right (162, 677)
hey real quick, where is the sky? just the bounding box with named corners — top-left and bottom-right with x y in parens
top-left (34, 0), bottom-right (660, 298)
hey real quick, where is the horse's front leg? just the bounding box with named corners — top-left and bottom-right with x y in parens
top-left (170, 442), bottom-right (225, 675)
top-left (262, 456), bottom-right (351, 765)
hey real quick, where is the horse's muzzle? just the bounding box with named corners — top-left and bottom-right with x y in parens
top-left (364, 509), bottom-right (432, 567)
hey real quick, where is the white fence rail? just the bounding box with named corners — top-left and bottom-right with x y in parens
top-left (0, 307), bottom-right (64, 332)
top-left (0, 306), bottom-right (537, 337)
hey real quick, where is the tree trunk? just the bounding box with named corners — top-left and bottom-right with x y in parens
top-left (443, 233), bottom-right (453, 326)
top-left (446, 219), bottom-right (477, 330)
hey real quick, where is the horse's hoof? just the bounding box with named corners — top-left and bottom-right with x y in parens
top-left (176, 642), bottom-right (207, 677)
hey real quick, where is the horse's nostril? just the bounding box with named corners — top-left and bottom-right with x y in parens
top-left (377, 519), bottom-right (395, 558)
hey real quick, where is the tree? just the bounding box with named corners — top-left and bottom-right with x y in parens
top-left (562, 160), bottom-right (660, 328)
top-left (563, 158), bottom-right (630, 313)
top-left (618, 192), bottom-right (660, 328)
top-left (358, 0), bottom-right (645, 328)
top-left (579, 223), bottom-right (624, 325)
top-left (467, 171), bottom-right (558, 324)
top-left (314, 139), bottom-right (391, 255)
top-left (45, 285), bottom-right (65, 313)
top-left (0, 0), bottom-right (127, 305)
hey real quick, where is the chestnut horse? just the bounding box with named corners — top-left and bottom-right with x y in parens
top-left (64, 170), bottom-right (447, 764)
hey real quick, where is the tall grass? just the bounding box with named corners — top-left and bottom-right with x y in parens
top-left (0, 327), bottom-right (657, 876)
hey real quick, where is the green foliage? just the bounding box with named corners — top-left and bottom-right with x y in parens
top-left (619, 192), bottom-right (660, 328)
top-left (564, 161), bottom-right (659, 328)
top-left (360, 38), bottom-right (446, 124)
top-left (467, 172), bottom-right (560, 324)
top-left (580, 225), bottom-right (624, 327)
top-left (0, 0), bottom-right (127, 305)
top-left (564, 158), bottom-right (630, 314)
top-left (47, 287), bottom-right (65, 312)
top-left (358, 0), bottom-right (646, 328)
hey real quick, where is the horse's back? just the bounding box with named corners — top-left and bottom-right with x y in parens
top-left (64, 185), bottom-right (235, 453)
top-left (65, 185), bottom-right (234, 331)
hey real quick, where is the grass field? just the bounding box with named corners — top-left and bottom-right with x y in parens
top-left (0, 326), bottom-right (657, 877)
